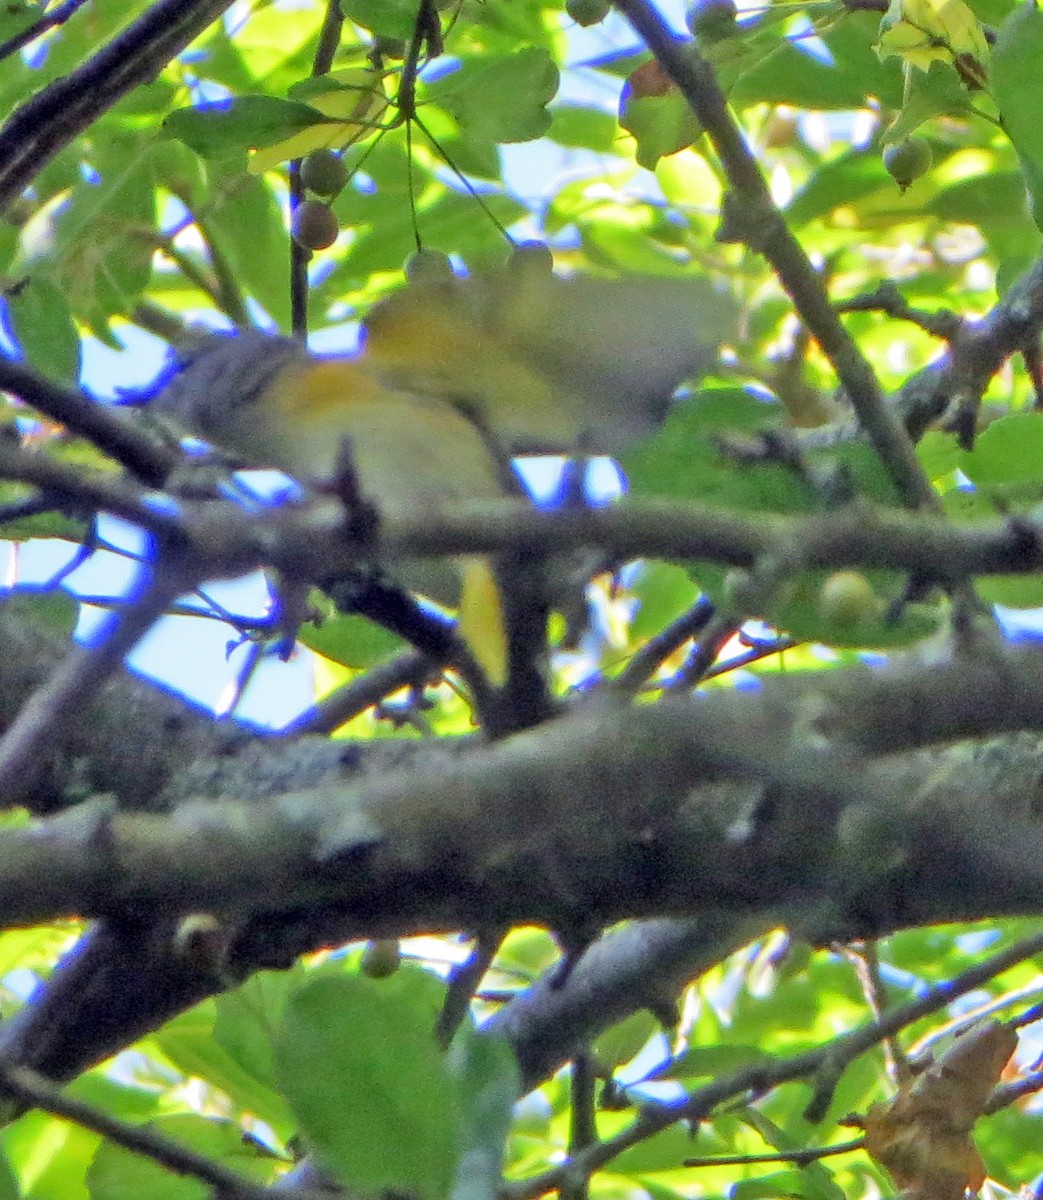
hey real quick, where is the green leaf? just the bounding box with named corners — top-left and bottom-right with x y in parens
top-left (732, 1171), bottom-right (823, 1200)
top-left (4, 1111), bottom-right (97, 1200)
top-left (628, 562), bottom-right (701, 645)
top-left (299, 611), bottom-right (405, 669)
top-left (772, 568), bottom-right (942, 649)
top-left (619, 89), bottom-right (702, 170)
top-left (917, 428), bottom-right (961, 482)
top-left (65, 1073), bottom-right (162, 1126)
top-left (785, 150), bottom-right (892, 228)
top-left (147, 140), bottom-right (211, 209)
top-left (3, 274), bottom-right (81, 386)
top-left (549, 104), bottom-right (622, 152)
top-left (0, 1152), bottom-right (18, 1200)
top-left (205, 171), bottom-right (292, 329)
top-left (436, 133), bottom-right (503, 181)
top-left (333, 189), bottom-right (526, 281)
top-left (976, 571), bottom-right (1043, 607)
top-left (275, 968), bottom-right (458, 1200)
top-left (994, 1), bottom-right (1043, 229)
top-left (882, 60), bottom-right (972, 144)
top-left (213, 971), bottom-right (295, 1097)
top-left (86, 1114), bottom-right (274, 1200)
top-left (164, 97), bottom-right (337, 158)
top-left (959, 411), bottom-right (1043, 484)
top-left (927, 170), bottom-right (1032, 228)
top-left (446, 1028), bottom-right (520, 1200)
top-left (609, 1125), bottom-right (695, 1173)
top-left (425, 49), bottom-right (559, 143)
top-left (942, 481), bottom-right (1043, 605)
top-left (339, 0), bottom-right (421, 40)
top-left (821, 12), bottom-right (904, 106)
top-left (622, 387), bottom-right (814, 513)
top-left (2, 591), bottom-right (79, 639)
top-left (0, 3), bottom-right (42, 46)
top-left (729, 41), bottom-right (873, 110)
top-left (738, 1110), bottom-right (846, 1200)
top-left (659, 1042), bottom-right (766, 1080)
top-left (148, 1000), bottom-right (294, 1137)
top-left (49, 132), bottom-right (156, 335)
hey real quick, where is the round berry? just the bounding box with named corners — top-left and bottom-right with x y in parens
top-left (292, 199), bottom-right (339, 251)
top-left (883, 137), bottom-right (932, 191)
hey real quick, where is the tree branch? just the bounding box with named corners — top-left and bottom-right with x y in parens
top-left (0, 1063), bottom-right (327, 1199)
top-left (612, 0), bottom-right (936, 513)
top-left (0, 357), bottom-right (175, 484)
top-left (0, 0), bottom-right (235, 214)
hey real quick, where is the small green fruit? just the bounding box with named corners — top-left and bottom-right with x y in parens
top-left (566, 0), bottom-right (611, 26)
top-left (292, 199), bottom-right (339, 251)
top-left (361, 938), bottom-right (401, 978)
top-left (404, 247), bottom-right (456, 284)
top-left (882, 137), bottom-right (932, 191)
top-left (818, 571), bottom-right (881, 628)
top-left (300, 149), bottom-right (348, 197)
top-left (508, 240), bottom-right (554, 275)
top-left (685, 0), bottom-right (738, 39)
top-left (373, 35), bottom-right (407, 58)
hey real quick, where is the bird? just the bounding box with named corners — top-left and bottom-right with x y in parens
top-left (152, 263), bottom-right (735, 681)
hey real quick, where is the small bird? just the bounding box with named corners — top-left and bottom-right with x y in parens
top-left (152, 265), bottom-right (735, 681)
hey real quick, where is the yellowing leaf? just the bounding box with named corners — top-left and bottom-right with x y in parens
top-left (876, 0), bottom-right (988, 81)
top-left (249, 69), bottom-right (388, 174)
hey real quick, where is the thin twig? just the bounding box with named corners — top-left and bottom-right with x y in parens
top-left (703, 633), bottom-right (798, 680)
top-left (502, 927), bottom-right (1043, 1200)
top-left (0, 1063), bottom-right (323, 1200)
top-left (0, 439), bottom-right (182, 539)
top-left (841, 939), bottom-right (911, 1085)
top-left (0, 357), bottom-right (174, 484)
top-left (288, 0), bottom-right (345, 337)
top-left (283, 649), bottom-right (438, 737)
top-left (611, 596), bottom-right (715, 696)
top-left (561, 1052), bottom-right (596, 1200)
top-left (0, 0), bottom-right (93, 63)
top-left (672, 615), bottom-right (743, 690)
top-left (436, 927), bottom-right (507, 1048)
top-left (683, 1137), bottom-right (864, 1168)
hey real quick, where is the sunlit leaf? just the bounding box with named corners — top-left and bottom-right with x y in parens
top-left (993, 0), bottom-right (1043, 228)
top-left (164, 97), bottom-right (339, 160)
top-left (248, 69), bottom-right (389, 173)
top-left (424, 48), bottom-right (559, 143)
top-left (619, 59), bottom-right (702, 170)
top-left (275, 969), bottom-right (457, 1200)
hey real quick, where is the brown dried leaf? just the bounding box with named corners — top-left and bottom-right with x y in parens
top-left (862, 1020), bottom-right (1016, 1200)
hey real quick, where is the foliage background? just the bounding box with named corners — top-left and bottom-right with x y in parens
top-left (1, 0), bottom-right (1043, 1198)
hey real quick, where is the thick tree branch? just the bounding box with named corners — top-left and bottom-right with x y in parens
top-left (2, 693), bottom-right (1043, 1094)
top-left (7, 646), bottom-right (1043, 931)
top-left (0, 565), bottom-right (189, 804)
top-left (10, 440), bottom-right (1043, 593)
